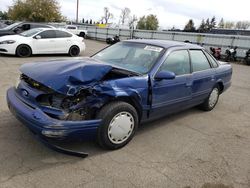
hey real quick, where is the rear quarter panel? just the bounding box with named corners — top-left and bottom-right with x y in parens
top-left (215, 63), bottom-right (232, 92)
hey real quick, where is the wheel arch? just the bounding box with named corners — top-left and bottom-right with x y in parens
top-left (216, 80), bottom-right (224, 94)
top-left (108, 96), bottom-right (143, 122)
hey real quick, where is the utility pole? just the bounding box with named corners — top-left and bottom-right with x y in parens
top-left (76, 0), bottom-right (79, 23)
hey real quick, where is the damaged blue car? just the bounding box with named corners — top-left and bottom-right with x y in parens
top-left (7, 40), bottom-right (232, 156)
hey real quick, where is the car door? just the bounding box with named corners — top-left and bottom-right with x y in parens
top-left (53, 30), bottom-right (73, 53)
top-left (189, 49), bottom-right (216, 105)
top-left (150, 50), bottom-right (192, 119)
top-left (32, 30), bottom-right (56, 54)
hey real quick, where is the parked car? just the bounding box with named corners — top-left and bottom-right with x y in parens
top-left (0, 22), bottom-right (7, 29)
top-left (0, 28), bottom-right (85, 57)
top-left (0, 22), bottom-right (54, 37)
top-left (65, 25), bottom-right (88, 38)
top-left (7, 40), bottom-right (232, 156)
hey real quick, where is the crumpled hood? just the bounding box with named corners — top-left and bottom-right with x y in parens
top-left (20, 57), bottom-right (113, 95)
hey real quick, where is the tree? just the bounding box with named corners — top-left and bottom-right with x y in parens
top-left (128, 15), bottom-right (137, 29)
top-left (184, 19), bottom-right (195, 32)
top-left (137, 16), bottom-right (146, 29)
top-left (235, 21), bottom-right (250, 30)
top-left (89, 19), bottom-right (92, 24)
top-left (224, 21), bottom-right (235, 29)
top-left (8, 0), bottom-right (64, 22)
top-left (137, 14), bottom-right (159, 30)
top-left (210, 16), bottom-right (216, 30)
top-left (101, 7), bottom-right (113, 24)
top-left (218, 18), bottom-right (224, 28)
top-left (120, 7), bottom-right (130, 25)
top-left (82, 18), bottom-right (85, 23)
top-left (204, 18), bottom-right (210, 31)
top-left (198, 19), bottom-right (206, 32)
top-left (145, 15), bottom-right (159, 30)
top-left (0, 11), bottom-right (8, 20)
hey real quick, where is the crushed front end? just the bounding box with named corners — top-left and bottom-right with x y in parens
top-left (7, 74), bottom-right (104, 140)
top-left (7, 58), bottom-right (146, 157)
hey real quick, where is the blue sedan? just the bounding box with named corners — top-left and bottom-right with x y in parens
top-left (7, 40), bottom-right (232, 155)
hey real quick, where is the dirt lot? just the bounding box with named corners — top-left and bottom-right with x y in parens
top-left (0, 39), bottom-right (249, 188)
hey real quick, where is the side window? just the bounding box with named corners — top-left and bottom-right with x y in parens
top-left (38, 30), bottom-right (56, 39)
top-left (190, 50), bottom-right (211, 72)
top-left (55, 30), bottom-right (72, 38)
top-left (22, 24), bottom-right (30, 31)
top-left (31, 24), bottom-right (50, 29)
top-left (160, 50), bottom-right (190, 76)
top-left (67, 26), bottom-right (77, 30)
top-left (204, 51), bottom-right (219, 68)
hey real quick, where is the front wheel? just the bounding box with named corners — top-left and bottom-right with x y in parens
top-left (199, 86), bottom-right (220, 111)
top-left (16, 44), bottom-right (32, 57)
top-left (96, 102), bottom-right (138, 150)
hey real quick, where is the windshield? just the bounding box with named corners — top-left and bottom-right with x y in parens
top-left (2, 22), bottom-right (21, 30)
top-left (93, 42), bottom-right (164, 74)
top-left (20, 28), bottom-right (43, 37)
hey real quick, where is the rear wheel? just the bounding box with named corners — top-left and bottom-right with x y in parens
top-left (199, 85), bottom-right (220, 111)
top-left (16, 44), bottom-right (32, 57)
top-left (68, 45), bottom-right (80, 57)
top-left (96, 102), bottom-right (138, 150)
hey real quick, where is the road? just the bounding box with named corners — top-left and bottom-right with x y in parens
top-left (0, 39), bottom-right (249, 188)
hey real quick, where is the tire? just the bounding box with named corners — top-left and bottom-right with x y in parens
top-left (96, 101), bottom-right (138, 150)
top-left (79, 32), bottom-right (85, 38)
top-left (16, 44), bottom-right (32, 57)
top-left (199, 85), bottom-right (220, 111)
top-left (68, 45), bottom-right (80, 57)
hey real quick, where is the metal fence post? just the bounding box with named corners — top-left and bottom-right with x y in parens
top-left (95, 27), bottom-right (97, 40)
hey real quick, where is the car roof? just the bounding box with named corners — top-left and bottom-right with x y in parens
top-left (16, 22), bottom-right (54, 28)
top-left (124, 39), bottom-right (203, 49)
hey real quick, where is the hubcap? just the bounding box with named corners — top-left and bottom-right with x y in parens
top-left (71, 47), bottom-right (79, 56)
top-left (209, 88), bottom-right (219, 108)
top-left (108, 112), bottom-right (134, 144)
top-left (20, 47), bottom-right (29, 56)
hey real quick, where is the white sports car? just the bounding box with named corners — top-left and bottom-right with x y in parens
top-left (0, 28), bottom-right (85, 57)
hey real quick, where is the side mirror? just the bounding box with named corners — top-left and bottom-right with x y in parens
top-left (13, 27), bottom-right (21, 33)
top-left (155, 70), bottom-right (176, 80)
top-left (34, 35), bottom-right (41, 39)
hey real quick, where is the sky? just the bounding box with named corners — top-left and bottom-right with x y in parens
top-left (1, 0), bottom-right (250, 29)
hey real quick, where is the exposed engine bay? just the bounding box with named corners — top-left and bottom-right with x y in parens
top-left (20, 68), bottom-right (136, 121)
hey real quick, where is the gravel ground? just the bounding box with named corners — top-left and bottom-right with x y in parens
top-left (0, 39), bottom-right (249, 188)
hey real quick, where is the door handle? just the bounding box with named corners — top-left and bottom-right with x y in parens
top-left (186, 82), bottom-right (192, 87)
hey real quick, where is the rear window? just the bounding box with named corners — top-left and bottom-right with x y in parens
top-left (204, 51), bottom-right (219, 68)
top-left (190, 50), bottom-right (211, 72)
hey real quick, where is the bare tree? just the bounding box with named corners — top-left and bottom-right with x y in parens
top-left (218, 18), bottom-right (225, 28)
top-left (120, 7), bottom-right (131, 25)
top-left (128, 14), bottom-right (137, 29)
top-left (101, 7), bottom-right (113, 24)
top-left (224, 21), bottom-right (235, 29)
top-left (235, 21), bottom-right (250, 30)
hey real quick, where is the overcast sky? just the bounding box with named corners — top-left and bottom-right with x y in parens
top-left (1, 0), bottom-right (250, 29)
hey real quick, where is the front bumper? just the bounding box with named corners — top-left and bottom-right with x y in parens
top-left (0, 44), bottom-right (16, 55)
top-left (7, 87), bottom-right (101, 141)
